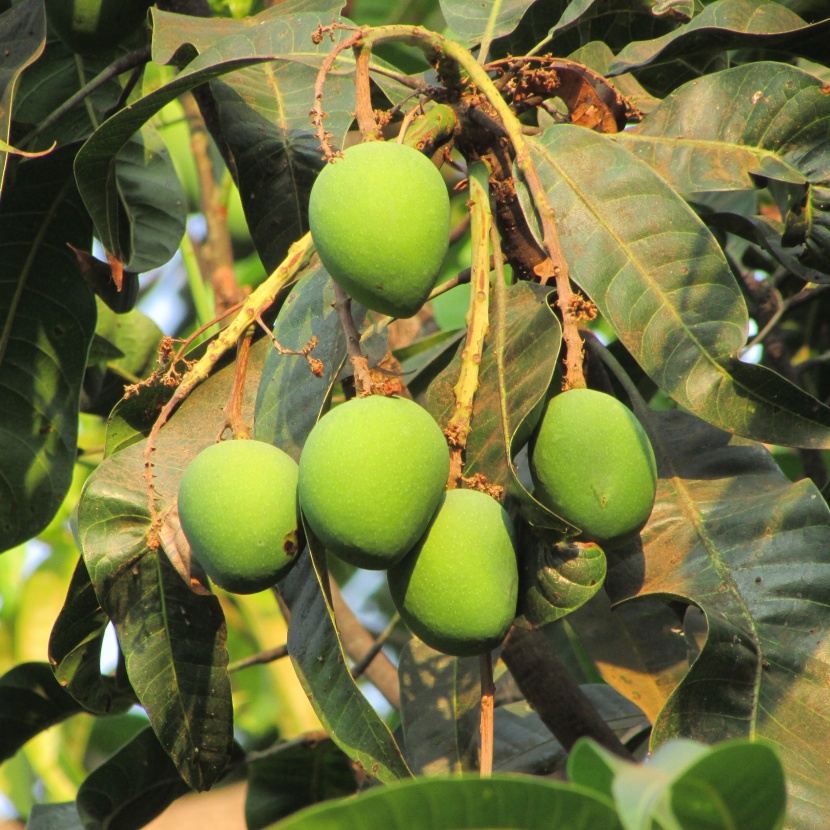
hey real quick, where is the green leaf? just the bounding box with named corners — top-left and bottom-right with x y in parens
top-left (439, 0), bottom-right (537, 45)
top-left (26, 803), bottom-right (84, 830)
top-left (0, 146), bottom-right (97, 554)
top-left (254, 265), bottom-right (379, 456)
top-left (615, 62), bottom-right (830, 277)
top-left (609, 0), bottom-right (830, 74)
top-left (75, 339), bottom-right (276, 790)
top-left (521, 124), bottom-right (830, 448)
top-left (84, 300), bottom-right (165, 419)
top-left (75, 10), bottom-right (355, 270)
top-left (279, 538), bottom-right (411, 784)
top-left (607, 409), bottom-right (830, 825)
top-left (397, 639), bottom-right (480, 775)
top-left (426, 281), bottom-right (562, 495)
top-left (0, 662), bottom-right (83, 764)
top-left (569, 737), bottom-right (786, 830)
top-left (111, 123), bottom-right (186, 273)
top-left (76, 727), bottom-right (192, 830)
top-left (266, 775), bottom-right (622, 830)
top-left (48, 558), bottom-right (135, 716)
top-left (0, 0), bottom-right (45, 191)
top-left (245, 738), bottom-right (357, 830)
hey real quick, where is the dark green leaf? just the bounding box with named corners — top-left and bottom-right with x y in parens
top-left (76, 727), bottom-right (192, 830)
top-left (615, 62), bottom-right (830, 277)
top-left (279, 538), bottom-right (411, 784)
top-left (26, 803), bottom-right (84, 830)
top-left (75, 10), bottom-right (355, 270)
top-left (266, 775), bottom-right (622, 830)
top-left (0, 146), bottom-right (96, 554)
top-left (439, 0), bottom-right (537, 44)
top-left (75, 339), bottom-right (276, 790)
top-left (84, 300), bottom-right (165, 418)
top-left (426, 281), bottom-right (562, 494)
top-left (254, 265), bottom-right (374, 457)
top-left (0, 0), bottom-right (45, 190)
top-left (397, 639), bottom-right (480, 775)
top-left (0, 662), bottom-right (84, 764)
top-left (521, 124), bottom-right (830, 448)
top-left (49, 558), bottom-right (135, 716)
top-left (609, 0), bottom-right (830, 74)
top-left (607, 409), bottom-right (830, 825)
top-left (245, 738), bottom-right (357, 830)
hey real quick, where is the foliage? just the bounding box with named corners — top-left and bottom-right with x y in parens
top-left (1, 0), bottom-right (829, 827)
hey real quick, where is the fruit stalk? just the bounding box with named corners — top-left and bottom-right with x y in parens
top-left (445, 162), bottom-right (492, 487)
top-left (331, 284), bottom-right (373, 396)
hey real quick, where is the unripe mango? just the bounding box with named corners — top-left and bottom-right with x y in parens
top-left (308, 142), bottom-right (450, 318)
top-left (177, 440), bottom-right (300, 594)
top-left (530, 388), bottom-right (657, 543)
top-left (387, 489), bottom-right (519, 657)
top-left (297, 396), bottom-right (449, 569)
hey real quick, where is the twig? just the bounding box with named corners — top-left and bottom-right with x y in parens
top-left (353, 44), bottom-right (382, 140)
top-left (351, 613), bottom-right (400, 680)
top-left (228, 644), bottom-right (289, 672)
top-left (445, 163), bottom-right (492, 487)
top-left (219, 325), bottom-right (255, 440)
top-left (332, 284), bottom-right (373, 396)
top-left (142, 233), bottom-right (314, 545)
top-left (479, 651), bottom-right (495, 776)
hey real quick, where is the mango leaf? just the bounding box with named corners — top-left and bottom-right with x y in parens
top-left (254, 265), bottom-right (353, 458)
top-left (279, 535), bottom-right (411, 784)
top-left (245, 738), bottom-right (357, 830)
top-left (26, 803), bottom-right (84, 830)
top-left (494, 688), bottom-right (648, 776)
top-left (267, 775), bottom-right (622, 830)
top-left (0, 662), bottom-right (83, 764)
top-left (75, 339), bottom-right (276, 790)
top-left (426, 281), bottom-right (561, 494)
top-left (48, 558), bottom-right (135, 716)
top-left (609, 0), bottom-right (830, 74)
top-left (0, 0), bottom-right (45, 191)
top-left (0, 146), bottom-right (97, 554)
top-left (570, 737), bottom-right (786, 830)
top-left (76, 727), bottom-right (192, 830)
top-left (615, 62), bottom-right (830, 275)
top-left (606, 408), bottom-right (830, 826)
top-left (439, 0), bottom-right (537, 45)
top-left (520, 124), bottom-right (830, 449)
top-left (397, 639), bottom-right (480, 775)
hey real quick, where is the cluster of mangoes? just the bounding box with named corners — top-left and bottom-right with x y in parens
top-left (178, 139), bottom-right (659, 658)
top-left (178, 396), bottom-right (519, 657)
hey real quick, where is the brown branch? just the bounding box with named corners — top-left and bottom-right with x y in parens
top-left (351, 613), bottom-right (400, 680)
top-left (479, 651), bottom-right (495, 776)
top-left (228, 644), bottom-right (289, 672)
top-left (354, 44), bottom-right (381, 140)
top-left (332, 284), bottom-right (373, 396)
top-left (219, 325), bottom-right (255, 440)
top-left (329, 578), bottom-right (401, 709)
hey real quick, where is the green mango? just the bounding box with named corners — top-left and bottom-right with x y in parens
top-left (388, 488), bottom-right (518, 657)
top-left (177, 440), bottom-right (300, 594)
top-left (308, 142), bottom-right (450, 318)
top-left (298, 396), bottom-right (449, 569)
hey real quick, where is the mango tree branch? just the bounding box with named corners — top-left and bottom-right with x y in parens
top-left (143, 233), bottom-right (315, 545)
top-left (332, 284), bottom-right (373, 396)
top-left (445, 162), bottom-right (492, 488)
top-left (358, 25), bottom-right (586, 389)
